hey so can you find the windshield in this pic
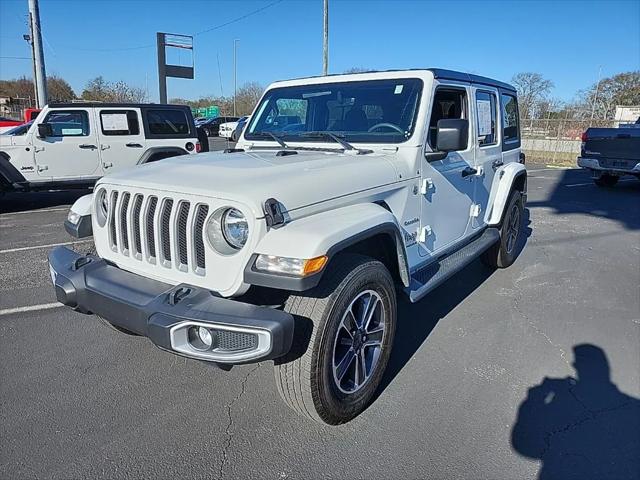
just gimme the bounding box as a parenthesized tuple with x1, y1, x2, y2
(245, 78, 422, 144)
(1, 121, 32, 136)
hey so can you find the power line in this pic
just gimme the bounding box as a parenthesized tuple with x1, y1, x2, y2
(0, 56, 31, 60)
(194, 0, 284, 36)
(54, 0, 285, 53)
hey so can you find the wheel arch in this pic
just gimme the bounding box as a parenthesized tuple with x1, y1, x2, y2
(137, 146, 189, 164)
(244, 203, 410, 291)
(485, 162, 527, 226)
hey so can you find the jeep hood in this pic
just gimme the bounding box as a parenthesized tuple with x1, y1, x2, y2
(98, 149, 399, 218)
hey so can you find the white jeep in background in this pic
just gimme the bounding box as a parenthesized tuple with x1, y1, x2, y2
(0, 103, 199, 194)
(49, 69, 527, 424)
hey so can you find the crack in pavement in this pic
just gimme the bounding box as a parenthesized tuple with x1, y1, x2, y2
(218, 363, 261, 479)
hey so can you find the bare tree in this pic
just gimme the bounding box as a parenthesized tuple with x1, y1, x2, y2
(511, 72, 554, 119)
(579, 71, 640, 119)
(344, 67, 371, 74)
(233, 82, 263, 116)
(81, 77, 146, 103)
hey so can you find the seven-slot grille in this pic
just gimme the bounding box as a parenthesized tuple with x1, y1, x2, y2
(107, 190, 209, 274)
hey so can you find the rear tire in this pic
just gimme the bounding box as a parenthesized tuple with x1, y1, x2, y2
(274, 254, 396, 425)
(594, 174, 618, 187)
(482, 190, 524, 268)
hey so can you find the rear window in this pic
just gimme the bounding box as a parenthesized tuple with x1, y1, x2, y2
(501, 94, 519, 142)
(146, 109, 190, 136)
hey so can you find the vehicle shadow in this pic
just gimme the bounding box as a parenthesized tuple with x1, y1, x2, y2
(376, 208, 533, 397)
(527, 169, 640, 230)
(511, 344, 640, 480)
(0, 189, 91, 214)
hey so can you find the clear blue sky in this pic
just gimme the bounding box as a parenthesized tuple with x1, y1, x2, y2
(1, 0, 639, 103)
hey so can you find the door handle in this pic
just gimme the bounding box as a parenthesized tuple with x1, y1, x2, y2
(100, 144, 110, 151)
(492, 159, 504, 171)
(38, 165, 48, 172)
(103, 162, 113, 168)
(125, 143, 143, 148)
(461, 166, 478, 178)
(79, 144, 97, 149)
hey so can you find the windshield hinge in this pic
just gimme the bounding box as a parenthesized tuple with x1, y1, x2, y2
(264, 198, 286, 228)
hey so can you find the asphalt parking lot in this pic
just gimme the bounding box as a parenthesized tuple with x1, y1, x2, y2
(1, 164, 639, 479)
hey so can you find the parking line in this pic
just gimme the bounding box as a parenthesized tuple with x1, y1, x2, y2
(0, 207, 70, 217)
(0, 240, 92, 254)
(565, 178, 636, 188)
(0, 302, 62, 316)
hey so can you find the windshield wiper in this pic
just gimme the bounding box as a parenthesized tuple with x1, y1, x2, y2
(252, 131, 289, 149)
(298, 131, 372, 154)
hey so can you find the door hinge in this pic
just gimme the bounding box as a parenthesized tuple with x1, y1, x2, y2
(420, 178, 434, 194)
(419, 225, 433, 243)
(470, 204, 481, 218)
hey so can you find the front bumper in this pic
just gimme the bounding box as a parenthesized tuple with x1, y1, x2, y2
(48, 246, 294, 364)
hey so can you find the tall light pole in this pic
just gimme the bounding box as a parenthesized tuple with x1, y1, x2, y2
(28, 0, 47, 107)
(323, 0, 328, 75)
(233, 39, 239, 116)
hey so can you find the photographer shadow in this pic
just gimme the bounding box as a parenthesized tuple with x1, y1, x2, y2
(511, 344, 640, 480)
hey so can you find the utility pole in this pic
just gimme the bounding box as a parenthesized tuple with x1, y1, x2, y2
(23, 28, 38, 106)
(323, 0, 328, 75)
(233, 39, 239, 116)
(28, 0, 47, 108)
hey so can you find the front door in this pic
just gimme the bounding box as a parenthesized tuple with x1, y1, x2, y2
(33, 109, 100, 180)
(471, 86, 501, 229)
(419, 85, 476, 257)
(96, 108, 146, 174)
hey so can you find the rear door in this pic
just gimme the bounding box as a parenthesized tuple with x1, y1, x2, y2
(471, 86, 501, 229)
(33, 108, 100, 180)
(96, 108, 146, 174)
(142, 107, 196, 152)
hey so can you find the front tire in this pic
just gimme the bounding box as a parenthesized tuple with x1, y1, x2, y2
(482, 190, 524, 268)
(594, 174, 618, 187)
(274, 254, 396, 425)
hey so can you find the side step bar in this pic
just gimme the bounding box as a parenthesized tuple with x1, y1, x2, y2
(406, 228, 500, 303)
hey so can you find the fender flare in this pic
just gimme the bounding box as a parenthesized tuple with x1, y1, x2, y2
(244, 203, 410, 291)
(485, 162, 527, 226)
(137, 147, 188, 164)
(64, 193, 93, 238)
(0, 151, 27, 191)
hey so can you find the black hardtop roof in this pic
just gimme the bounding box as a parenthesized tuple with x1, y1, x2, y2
(279, 68, 517, 93)
(47, 102, 191, 109)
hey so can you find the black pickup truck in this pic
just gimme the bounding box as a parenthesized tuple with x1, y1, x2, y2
(577, 117, 640, 187)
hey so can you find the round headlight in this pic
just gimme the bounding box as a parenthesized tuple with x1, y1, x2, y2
(206, 207, 249, 254)
(222, 208, 248, 249)
(95, 189, 108, 227)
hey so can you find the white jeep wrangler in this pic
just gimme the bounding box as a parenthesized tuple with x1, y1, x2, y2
(0, 103, 199, 194)
(49, 69, 527, 425)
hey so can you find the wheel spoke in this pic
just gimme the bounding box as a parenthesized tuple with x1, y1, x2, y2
(342, 310, 358, 334)
(358, 349, 368, 383)
(335, 349, 355, 381)
(362, 293, 379, 331)
(364, 326, 383, 346)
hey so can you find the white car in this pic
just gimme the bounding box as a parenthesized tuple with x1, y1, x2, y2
(50, 69, 526, 425)
(0, 103, 199, 193)
(219, 116, 249, 139)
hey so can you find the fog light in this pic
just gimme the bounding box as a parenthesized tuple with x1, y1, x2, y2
(198, 327, 212, 347)
(188, 326, 216, 351)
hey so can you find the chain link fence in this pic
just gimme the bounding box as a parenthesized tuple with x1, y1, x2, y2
(521, 118, 617, 165)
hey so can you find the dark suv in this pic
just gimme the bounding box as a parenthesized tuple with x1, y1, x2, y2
(200, 116, 240, 137)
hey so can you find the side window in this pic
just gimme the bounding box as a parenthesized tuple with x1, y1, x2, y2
(146, 109, 190, 136)
(501, 93, 520, 143)
(475, 91, 497, 146)
(43, 110, 90, 137)
(427, 88, 467, 148)
(100, 110, 140, 136)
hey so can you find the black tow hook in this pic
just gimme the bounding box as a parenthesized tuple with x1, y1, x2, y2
(72, 256, 92, 271)
(168, 286, 192, 306)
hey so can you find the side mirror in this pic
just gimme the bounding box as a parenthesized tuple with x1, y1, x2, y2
(37, 123, 53, 139)
(435, 119, 468, 152)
